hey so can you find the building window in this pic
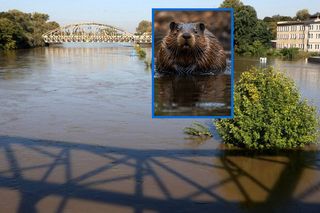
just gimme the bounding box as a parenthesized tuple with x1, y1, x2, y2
(310, 25, 314, 30)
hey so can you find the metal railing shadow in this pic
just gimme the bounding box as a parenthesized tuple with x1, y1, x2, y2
(0, 136, 319, 213)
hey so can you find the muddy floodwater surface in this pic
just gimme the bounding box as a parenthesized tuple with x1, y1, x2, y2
(0, 45, 320, 213)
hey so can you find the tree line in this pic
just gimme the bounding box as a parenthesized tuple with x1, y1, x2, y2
(0, 10, 59, 50)
(220, 0, 317, 56)
(1, 4, 315, 55)
(135, 20, 151, 35)
(0, 9, 151, 50)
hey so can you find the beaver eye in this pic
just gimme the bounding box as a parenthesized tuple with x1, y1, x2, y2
(194, 30, 198, 34)
(176, 28, 180, 32)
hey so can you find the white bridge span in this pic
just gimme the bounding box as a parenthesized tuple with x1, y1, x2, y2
(42, 22, 151, 44)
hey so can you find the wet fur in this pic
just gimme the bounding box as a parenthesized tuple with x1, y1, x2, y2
(156, 22, 226, 75)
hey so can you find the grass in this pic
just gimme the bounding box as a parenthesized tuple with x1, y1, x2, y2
(184, 122, 212, 137)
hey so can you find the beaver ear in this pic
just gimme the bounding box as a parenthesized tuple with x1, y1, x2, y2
(199, 23, 205, 32)
(169, 22, 177, 31)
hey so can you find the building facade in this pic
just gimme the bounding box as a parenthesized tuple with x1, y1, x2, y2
(276, 16, 320, 52)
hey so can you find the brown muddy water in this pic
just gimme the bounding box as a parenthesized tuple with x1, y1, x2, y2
(0, 45, 319, 213)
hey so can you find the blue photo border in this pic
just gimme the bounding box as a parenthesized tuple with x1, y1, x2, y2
(151, 8, 234, 119)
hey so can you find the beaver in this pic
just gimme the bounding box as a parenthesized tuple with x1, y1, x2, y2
(156, 22, 226, 74)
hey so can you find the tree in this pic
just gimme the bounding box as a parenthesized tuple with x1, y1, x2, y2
(252, 20, 272, 45)
(233, 5, 258, 53)
(136, 20, 151, 34)
(0, 10, 59, 50)
(220, 1, 272, 55)
(220, 0, 243, 11)
(31, 12, 49, 22)
(263, 15, 294, 39)
(263, 15, 293, 22)
(296, 9, 310, 21)
(0, 18, 26, 50)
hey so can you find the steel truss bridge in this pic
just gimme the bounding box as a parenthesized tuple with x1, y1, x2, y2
(42, 22, 151, 44)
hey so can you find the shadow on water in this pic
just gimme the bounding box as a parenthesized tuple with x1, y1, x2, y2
(154, 74, 231, 116)
(0, 136, 320, 213)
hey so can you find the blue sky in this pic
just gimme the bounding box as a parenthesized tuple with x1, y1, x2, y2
(1, 0, 319, 32)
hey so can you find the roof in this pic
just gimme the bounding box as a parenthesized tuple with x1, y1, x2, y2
(277, 17, 320, 26)
(277, 21, 304, 26)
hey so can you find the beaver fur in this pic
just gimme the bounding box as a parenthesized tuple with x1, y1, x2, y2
(156, 22, 226, 74)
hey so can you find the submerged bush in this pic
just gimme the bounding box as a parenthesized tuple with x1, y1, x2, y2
(134, 45, 146, 59)
(144, 59, 151, 70)
(216, 67, 319, 149)
(280, 47, 300, 60)
(184, 122, 212, 137)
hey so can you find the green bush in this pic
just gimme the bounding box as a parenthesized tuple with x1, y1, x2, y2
(216, 67, 319, 149)
(280, 47, 300, 60)
(184, 122, 212, 137)
(266, 48, 282, 57)
(134, 45, 146, 59)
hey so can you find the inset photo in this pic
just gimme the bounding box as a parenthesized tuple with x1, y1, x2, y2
(152, 8, 234, 118)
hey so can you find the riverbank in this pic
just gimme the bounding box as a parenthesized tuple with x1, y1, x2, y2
(237, 46, 320, 61)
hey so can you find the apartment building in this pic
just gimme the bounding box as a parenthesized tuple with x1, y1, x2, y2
(276, 15, 320, 52)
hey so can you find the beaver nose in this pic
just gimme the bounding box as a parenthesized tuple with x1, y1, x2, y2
(182, 33, 191, 40)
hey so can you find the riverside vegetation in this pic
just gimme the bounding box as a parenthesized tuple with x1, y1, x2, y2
(186, 67, 319, 149)
(184, 1, 320, 149)
(0, 11, 152, 51)
(0, 10, 59, 50)
(220, 0, 320, 59)
(134, 44, 151, 69)
(134, 20, 152, 69)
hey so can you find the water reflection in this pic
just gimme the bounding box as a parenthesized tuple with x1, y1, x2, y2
(0, 44, 141, 81)
(154, 74, 231, 116)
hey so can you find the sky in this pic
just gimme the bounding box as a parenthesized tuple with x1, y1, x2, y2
(1, 0, 319, 33)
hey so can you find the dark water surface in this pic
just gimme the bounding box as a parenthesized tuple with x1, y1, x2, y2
(0, 46, 319, 213)
(154, 74, 231, 116)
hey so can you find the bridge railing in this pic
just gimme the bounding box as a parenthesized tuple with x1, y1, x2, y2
(42, 23, 151, 44)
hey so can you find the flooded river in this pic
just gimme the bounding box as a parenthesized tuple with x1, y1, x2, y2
(0, 45, 319, 213)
